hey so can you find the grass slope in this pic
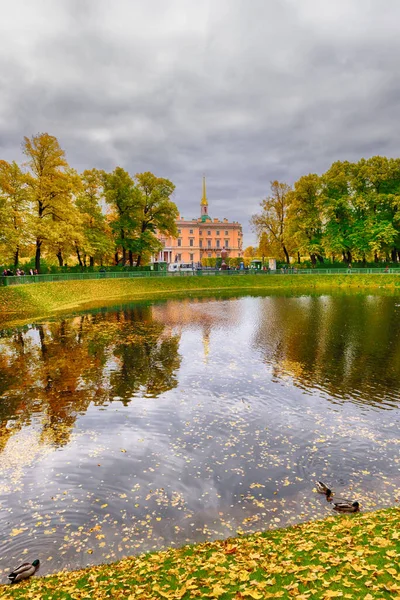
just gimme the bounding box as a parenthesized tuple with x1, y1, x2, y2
(2, 507, 399, 599)
(1, 273, 400, 324)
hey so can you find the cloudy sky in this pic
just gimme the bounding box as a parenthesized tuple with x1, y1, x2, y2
(1, 0, 400, 244)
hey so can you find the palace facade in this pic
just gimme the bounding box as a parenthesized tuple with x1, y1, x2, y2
(155, 178, 243, 264)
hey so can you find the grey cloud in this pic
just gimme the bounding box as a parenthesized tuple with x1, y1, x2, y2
(1, 0, 400, 243)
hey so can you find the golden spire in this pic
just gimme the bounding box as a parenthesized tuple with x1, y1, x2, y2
(201, 175, 208, 206)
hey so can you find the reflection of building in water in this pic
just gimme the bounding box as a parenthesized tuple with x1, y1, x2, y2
(202, 325, 211, 364)
(152, 297, 241, 363)
(152, 297, 240, 328)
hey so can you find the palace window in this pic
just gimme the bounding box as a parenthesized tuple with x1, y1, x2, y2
(225, 230, 228, 235)
(207, 240, 211, 248)
(189, 238, 194, 247)
(199, 230, 202, 235)
(189, 253, 194, 261)
(208, 253, 212, 257)
(199, 240, 203, 248)
(178, 239, 182, 247)
(207, 230, 211, 235)
(178, 229, 181, 234)
(216, 230, 220, 235)
(225, 240, 229, 248)
(189, 229, 193, 234)
(216, 239, 220, 248)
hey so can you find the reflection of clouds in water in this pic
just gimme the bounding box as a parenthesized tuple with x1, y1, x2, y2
(0, 426, 53, 492)
(0, 295, 399, 576)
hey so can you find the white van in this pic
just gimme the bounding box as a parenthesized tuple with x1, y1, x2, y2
(168, 262, 194, 273)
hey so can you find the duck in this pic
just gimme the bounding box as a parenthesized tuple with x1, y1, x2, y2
(316, 481, 332, 497)
(8, 560, 40, 583)
(332, 500, 360, 513)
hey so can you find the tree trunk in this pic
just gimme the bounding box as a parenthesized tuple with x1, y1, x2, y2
(115, 251, 119, 265)
(56, 250, 64, 267)
(129, 250, 133, 266)
(391, 248, 397, 262)
(35, 239, 42, 273)
(362, 253, 366, 266)
(83, 254, 87, 268)
(76, 245, 83, 267)
(310, 253, 316, 266)
(317, 254, 324, 264)
(14, 246, 19, 268)
(297, 251, 301, 264)
(342, 251, 346, 263)
(346, 251, 352, 264)
(282, 245, 289, 264)
(374, 252, 379, 263)
(89, 256, 94, 267)
(120, 228, 126, 265)
(136, 254, 142, 267)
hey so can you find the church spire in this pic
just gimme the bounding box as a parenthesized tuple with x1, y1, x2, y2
(201, 175, 208, 217)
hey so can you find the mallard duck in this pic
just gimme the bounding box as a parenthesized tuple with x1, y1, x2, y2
(316, 481, 332, 497)
(333, 500, 360, 513)
(8, 560, 40, 583)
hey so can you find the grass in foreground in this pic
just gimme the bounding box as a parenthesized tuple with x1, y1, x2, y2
(1, 273, 400, 326)
(2, 507, 399, 599)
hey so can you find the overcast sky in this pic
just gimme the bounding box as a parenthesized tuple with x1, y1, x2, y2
(1, 0, 400, 245)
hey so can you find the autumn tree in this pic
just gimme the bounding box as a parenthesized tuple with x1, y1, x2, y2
(23, 133, 81, 272)
(76, 169, 113, 266)
(132, 172, 178, 267)
(251, 181, 292, 263)
(0, 160, 32, 266)
(243, 246, 257, 258)
(287, 174, 324, 265)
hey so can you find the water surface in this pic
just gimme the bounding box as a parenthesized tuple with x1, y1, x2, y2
(0, 293, 399, 578)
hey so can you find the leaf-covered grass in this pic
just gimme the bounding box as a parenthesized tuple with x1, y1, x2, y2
(1, 273, 400, 325)
(1, 507, 399, 599)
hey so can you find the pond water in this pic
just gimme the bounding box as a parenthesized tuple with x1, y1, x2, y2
(0, 293, 399, 578)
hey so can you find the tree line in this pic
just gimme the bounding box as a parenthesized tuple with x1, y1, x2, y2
(0, 133, 178, 271)
(252, 157, 400, 265)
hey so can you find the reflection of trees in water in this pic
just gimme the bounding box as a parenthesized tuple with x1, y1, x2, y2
(0, 307, 181, 452)
(253, 295, 400, 407)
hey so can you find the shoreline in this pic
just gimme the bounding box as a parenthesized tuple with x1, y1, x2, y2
(1, 273, 400, 328)
(2, 506, 399, 598)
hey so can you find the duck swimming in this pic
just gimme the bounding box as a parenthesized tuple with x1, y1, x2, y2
(332, 500, 360, 513)
(316, 481, 332, 497)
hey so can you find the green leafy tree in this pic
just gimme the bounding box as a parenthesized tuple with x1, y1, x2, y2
(319, 161, 354, 263)
(132, 172, 178, 267)
(102, 167, 138, 266)
(76, 169, 113, 266)
(348, 157, 400, 262)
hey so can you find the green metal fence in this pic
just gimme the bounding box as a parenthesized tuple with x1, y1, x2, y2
(1, 267, 400, 287)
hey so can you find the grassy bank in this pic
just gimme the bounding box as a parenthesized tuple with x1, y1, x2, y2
(1, 273, 400, 325)
(2, 507, 399, 599)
